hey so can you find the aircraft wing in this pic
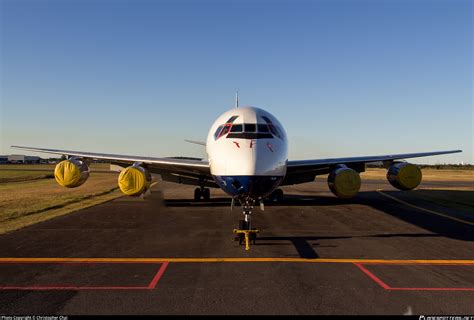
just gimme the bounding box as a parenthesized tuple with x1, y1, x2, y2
(283, 150, 462, 186)
(11, 145, 218, 188)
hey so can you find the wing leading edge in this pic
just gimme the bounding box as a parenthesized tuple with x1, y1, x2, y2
(11, 145, 217, 188)
(283, 150, 462, 185)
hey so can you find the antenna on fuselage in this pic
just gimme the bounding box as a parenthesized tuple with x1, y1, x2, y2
(235, 91, 239, 108)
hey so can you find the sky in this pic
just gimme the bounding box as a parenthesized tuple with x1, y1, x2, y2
(1, 0, 472, 164)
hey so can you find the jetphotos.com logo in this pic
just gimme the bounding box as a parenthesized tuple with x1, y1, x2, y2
(420, 316, 474, 320)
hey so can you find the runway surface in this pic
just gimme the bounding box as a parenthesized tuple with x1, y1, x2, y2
(0, 177, 473, 315)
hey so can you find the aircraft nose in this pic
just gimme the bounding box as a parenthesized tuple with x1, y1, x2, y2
(252, 140, 286, 176)
(214, 175, 283, 199)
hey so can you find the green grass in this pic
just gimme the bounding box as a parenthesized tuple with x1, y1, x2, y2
(361, 168, 474, 182)
(0, 163, 113, 183)
(0, 170, 123, 234)
(0, 171, 54, 183)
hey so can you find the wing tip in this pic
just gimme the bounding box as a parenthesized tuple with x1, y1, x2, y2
(11, 145, 26, 150)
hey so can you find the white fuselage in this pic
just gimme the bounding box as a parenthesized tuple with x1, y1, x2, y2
(205, 106, 288, 199)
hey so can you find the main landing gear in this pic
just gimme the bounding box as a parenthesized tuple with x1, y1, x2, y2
(194, 187, 210, 201)
(268, 189, 284, 202)
(233, 199, 260, 251)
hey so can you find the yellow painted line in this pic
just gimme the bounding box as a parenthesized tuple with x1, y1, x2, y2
(376, 190, 474, 226)
(0, 258, 473, 264)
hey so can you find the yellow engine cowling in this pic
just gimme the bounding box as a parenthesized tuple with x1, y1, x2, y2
(118, 165, 152, 196)
(327, 166, 361, 199)
(54, 159, 90, 188)
(387, 162, 422, 190)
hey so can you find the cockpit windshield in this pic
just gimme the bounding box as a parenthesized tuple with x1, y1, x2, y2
(214, 115, 283, 140)
(257, 124, 269, 133)
(244, 124, 256, 132)
(230, 124, 243, 132)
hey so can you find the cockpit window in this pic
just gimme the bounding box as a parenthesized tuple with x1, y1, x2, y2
(261, 116, 273, 124)
(226, 123, 273, 139)
(268, 124, 282, 139)
(214, 125, 224, 139)
(226, 116, 239, 123)
(230, 124, 243, 132)
(220, 125, 231, 136)
(261, 116, 282, 139)
(216, 121, 278, 140)
(244, 123, 256, 132)
(214, 116, 240, 140)
(257, 124, 269, 133)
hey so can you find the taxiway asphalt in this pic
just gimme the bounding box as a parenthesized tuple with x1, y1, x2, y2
(0, 178, 473, 314)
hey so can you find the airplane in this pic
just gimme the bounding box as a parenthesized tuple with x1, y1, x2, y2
(12, 104, 461, 250)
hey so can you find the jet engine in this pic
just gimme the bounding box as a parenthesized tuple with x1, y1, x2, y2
(54, 158, 90, 188)
(387, 162, 422, 190)
(117, 165, 152, 196)
(327, 166, 361, 199)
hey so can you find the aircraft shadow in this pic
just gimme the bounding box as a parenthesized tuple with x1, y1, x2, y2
(164, 189, 474, 244)
(278, 190, 474, 242)
(357, 189, 474, 242)
(255, 233, 444, 259)
(164, 197, 232, 207)
(164, 195, 350, 207)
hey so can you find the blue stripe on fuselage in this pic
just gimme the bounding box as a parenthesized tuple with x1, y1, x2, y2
(212, 175, 283, 199)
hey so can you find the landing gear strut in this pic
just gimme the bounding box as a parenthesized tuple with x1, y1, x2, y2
(233, 199, 260, 251)
(194, 187, 210, 201)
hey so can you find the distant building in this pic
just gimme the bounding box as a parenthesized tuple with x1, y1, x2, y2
(7, 154, 42, 164)
(0, 155, 63, 164)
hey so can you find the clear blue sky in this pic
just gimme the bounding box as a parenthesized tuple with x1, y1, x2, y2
(1, 0, 472, 164)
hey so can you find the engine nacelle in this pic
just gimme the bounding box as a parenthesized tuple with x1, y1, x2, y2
(327, 166, 361, 199)
(117, 165, 152, 196)
(54, 159, 90, 188)
(387, 162, 422, 190)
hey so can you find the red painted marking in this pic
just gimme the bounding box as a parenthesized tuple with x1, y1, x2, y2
(354, 263, 474, 291)
(0, 262, 169, 291)
(361, 262, 474, 266)
(233, 141, 240, 148)
(147, 262, 169, 289)
(0, 286, 149, 290)
(266, 142, 273, 152)
(389, 287, 474, 291)
(353, 263, 390, 289)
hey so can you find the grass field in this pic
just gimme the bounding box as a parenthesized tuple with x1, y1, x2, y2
(0, 163, 113, 183)
(361, 168, 474, 182)
(0, 164, 123, 234)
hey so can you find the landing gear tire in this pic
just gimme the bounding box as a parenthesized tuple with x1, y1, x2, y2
(269, 189, 284, 202)
(194, 188, 201, 201)
(202, 188, 210, 201)
(275, 189, 284, 202)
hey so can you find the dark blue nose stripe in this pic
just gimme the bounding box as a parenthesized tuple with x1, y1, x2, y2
(212, 175, 283, 199)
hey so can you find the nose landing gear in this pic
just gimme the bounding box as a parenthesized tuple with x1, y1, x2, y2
(233, 199, 260, 251)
